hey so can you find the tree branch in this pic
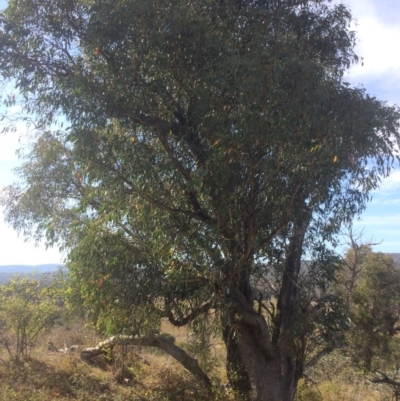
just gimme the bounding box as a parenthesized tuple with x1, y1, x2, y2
(80, 334, 212, 389)
(227, 289, 275, 358)
(254, 180, 305, 253)
(167, 302, 212, 327)
(304, 342, 342, 370)
(111, 166, 216, 225)
(370, 370, 400, 386)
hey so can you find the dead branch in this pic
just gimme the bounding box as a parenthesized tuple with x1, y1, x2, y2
(80, 334, 211, 389)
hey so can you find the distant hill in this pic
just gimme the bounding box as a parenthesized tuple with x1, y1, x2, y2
(0, 254, 399, 285)
(0, 264, 61, 273)
(0, 264, 63, 284)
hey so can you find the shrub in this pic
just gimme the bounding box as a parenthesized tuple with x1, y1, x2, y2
(0, 274, 63, 359)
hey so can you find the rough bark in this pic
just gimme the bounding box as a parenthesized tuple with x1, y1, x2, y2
(237, 322, 283, 401)
(223, 317, 252, 398)
(224, 313, 298, 401)
(80, 334, 212, 389)
(223, 218, 309, 401)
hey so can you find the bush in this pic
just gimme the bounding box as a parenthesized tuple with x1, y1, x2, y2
(0, 274, 63, 359)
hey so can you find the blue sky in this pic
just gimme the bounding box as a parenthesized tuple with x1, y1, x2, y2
(0, 0, 399, 265)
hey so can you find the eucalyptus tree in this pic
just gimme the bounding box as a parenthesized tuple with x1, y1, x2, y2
(0, 1, 399, 400)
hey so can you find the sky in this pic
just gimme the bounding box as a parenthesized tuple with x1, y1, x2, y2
(0, 0, 399, 265)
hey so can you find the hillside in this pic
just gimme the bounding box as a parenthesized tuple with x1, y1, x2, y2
(0, 264, 62, 283)
(0, 317, 390, 401)
(1, 254, 399, 284)
(0, 264, 61, 273)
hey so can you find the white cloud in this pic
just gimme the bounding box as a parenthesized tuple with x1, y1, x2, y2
(348, 17, 400, 80)
(372, 170, 400, 195)
(334, 0, 400, 105)
(354, 214, 400, 227)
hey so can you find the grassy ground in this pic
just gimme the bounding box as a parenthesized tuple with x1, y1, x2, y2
(298, 350, 393, 401)
(0, 320, 394, 400)
(0, 320, 232, 401)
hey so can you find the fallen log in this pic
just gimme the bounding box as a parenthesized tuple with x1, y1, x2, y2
(80, 334, 212, 389)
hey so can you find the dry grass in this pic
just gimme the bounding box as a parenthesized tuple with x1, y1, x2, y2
(297, 378, 390, 401)
(0, 319, 234, 401)
(0, 319, 395, 400)
(298, 350, 393, 401)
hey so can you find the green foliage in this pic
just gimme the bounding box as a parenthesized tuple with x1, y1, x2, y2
(0, 0, 399, 397)
(0, 275, 63, 359)
(346, 252, 400, 372)
(299, 242, 400, 398)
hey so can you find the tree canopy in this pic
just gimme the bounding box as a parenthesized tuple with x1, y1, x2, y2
(0, 1, 399, 400)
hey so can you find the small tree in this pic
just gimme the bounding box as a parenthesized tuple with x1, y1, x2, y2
(325, 247, 400, 400)
(346, 252, 400, 372)
(0, 274, 63, 359)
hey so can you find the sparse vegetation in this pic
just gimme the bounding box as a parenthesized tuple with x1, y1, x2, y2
(0, 314, 236, 401)
(0, 262, 398, 401)
(0, 311, 398, 401)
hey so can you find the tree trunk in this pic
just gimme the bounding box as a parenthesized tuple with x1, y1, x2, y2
(223, 316, 252, 398)
(223, 317, 301, 401)
(223, 217, 308, 401)
(237, 322, 298, 401)
(224, 289, 300, 400)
